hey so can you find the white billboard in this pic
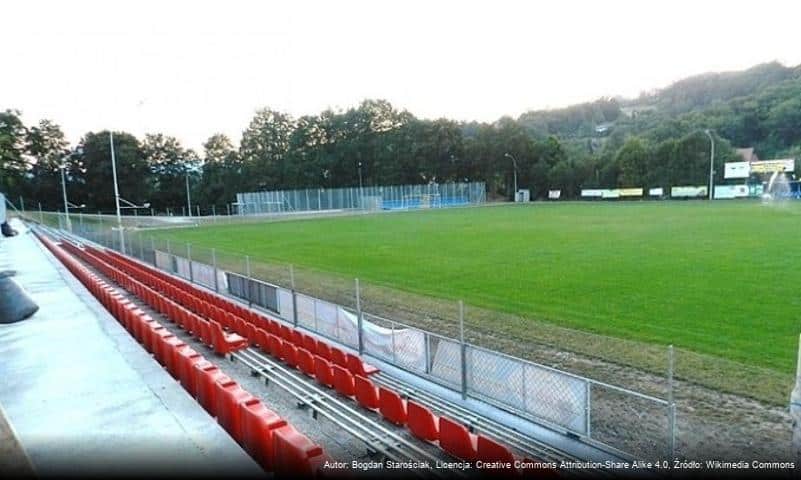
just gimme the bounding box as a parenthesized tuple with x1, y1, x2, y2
(724, 162, 750, 179)
(581, 189, 603, 198)
(601, 189, 620, 199)
(714, 185, 749, 199)
(671, 186, 708, 198)
(548, 190, 561, 199)
(649, 187, 664, 196)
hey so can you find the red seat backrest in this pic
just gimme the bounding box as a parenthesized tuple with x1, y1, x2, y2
(378, 387, 407, 426)
(407, 400, 439, 442)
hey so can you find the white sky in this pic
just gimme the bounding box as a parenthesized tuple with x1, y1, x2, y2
(3, 0, 801, 151)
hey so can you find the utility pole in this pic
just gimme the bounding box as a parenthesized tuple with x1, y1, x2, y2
(705, 130, 715, 200)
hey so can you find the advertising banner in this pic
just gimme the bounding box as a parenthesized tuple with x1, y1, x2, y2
(649, 188, 664, 196)
(548, 190, 561, 199)
(671, 186, 707, 198)
(750, 159, 795, 174)
(581, 189, 603, 198)
(724, 162, 751, 179)
(714, 185, 749, 199)
(601, 189, 620, 199)
(619, 188, 643, 197)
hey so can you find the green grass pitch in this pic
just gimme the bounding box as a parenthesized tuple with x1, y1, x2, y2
(154, 201, 801, 373)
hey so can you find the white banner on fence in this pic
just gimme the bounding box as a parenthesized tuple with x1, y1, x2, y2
(649, 187, 664, 196)
(714, 185, 749, 199)
(548, 190, 561, 199)
(671, 186, 707, 198)
(466, 347, 588, 434)
(581, 189, 604, 198)
(524, 363, 588, 433)
(601, 189, 620, 199)
(155, 250, 171, 271)
(618, 188, 643, 197)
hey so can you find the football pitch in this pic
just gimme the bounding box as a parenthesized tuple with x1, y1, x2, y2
(152, 201, 801, 374)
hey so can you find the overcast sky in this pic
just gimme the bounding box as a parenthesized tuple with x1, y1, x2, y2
(3, 0, 801, 151)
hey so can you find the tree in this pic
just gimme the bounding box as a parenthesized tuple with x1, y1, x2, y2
(76, 131, 149, 212)
(26, 119, 68, 209)
(0, 109, 29, 197)
(616, 138, 649, 187)
(240, 109, 295, 191)
(142, 133, 198, 210)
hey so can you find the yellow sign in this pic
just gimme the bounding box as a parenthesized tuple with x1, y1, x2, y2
(750, 159, 794, 173)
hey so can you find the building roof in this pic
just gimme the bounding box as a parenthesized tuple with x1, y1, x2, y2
(735, 148, 759, 163)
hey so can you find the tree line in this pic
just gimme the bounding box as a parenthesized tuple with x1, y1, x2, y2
(2, 62, 799, 212)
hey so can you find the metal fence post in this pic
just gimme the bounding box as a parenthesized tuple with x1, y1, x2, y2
(459, 300, 467, 400)
(291, 265, 298, 327)
(187, 243, 193, 283)
(668, 345, 676, 460)
(424, 333, 431, 374)
(139, 232, 144, 260)
(245, 255, 252, 308)
(150, 236, 156, 265)
(38, 203, 43, 224)
(356, 278, 364, 354)
(212, 248, 219, 292)
(586, 380, 592, 438)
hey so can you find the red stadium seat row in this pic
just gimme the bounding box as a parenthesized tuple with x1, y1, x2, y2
(92, 246, 379, 378)
(36, 234, 331, 477)
(80, 241, 556, 477)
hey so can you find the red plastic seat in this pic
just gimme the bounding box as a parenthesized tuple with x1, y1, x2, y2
(194, 361, 228, 415)
(268, 334, 284, 360)
(346, 352, 379, 376)
(313, 356, 334, 388)
(354, 375, 380, 410)
(254, 328, 269, 354)
(161, 337, 187, 377)
(176, 347, 204, 396)
(240, 399, 287, 471)
(407, 400, 440, 442)
(302, 334, 318, 355)
(272, 425, 327, 477)
(209, 320, 248, 355)
(330, 347, 348, 369)
(296, 348, 316, 377)
(279, 325, 293, 342)
(476, 435, 516, 473)
(316, 342, 332, 362)
(150, 327, 175, 366)
(290, 329, 304, 347)
(245, 322, 258, 344)
(282, 342, 298, 368)
(378, 387, 407, 426)
(215, 379, 255, 443)
(439, 417, 478, 461)
(331, 364, 355, 397)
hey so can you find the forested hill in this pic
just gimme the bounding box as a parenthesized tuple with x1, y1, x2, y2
(517, 61, 801, 159)
(2, 62, 800, 210)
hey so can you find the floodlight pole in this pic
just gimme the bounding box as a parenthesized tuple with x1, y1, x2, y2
(185, 170, 192, 218)
(60, 164, 72, 233)
(505, 153, 518, 201)
(705, 130, 715, 200)
(110, 132, 125, 253)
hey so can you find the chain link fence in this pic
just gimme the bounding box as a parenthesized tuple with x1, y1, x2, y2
(235, 181, 486, 214)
